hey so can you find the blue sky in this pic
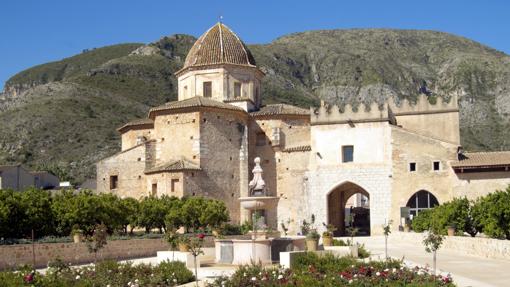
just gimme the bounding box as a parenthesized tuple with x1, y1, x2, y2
(1, 0, 509, 90)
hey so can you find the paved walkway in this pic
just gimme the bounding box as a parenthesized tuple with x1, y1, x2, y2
(350, 236, 510, 287)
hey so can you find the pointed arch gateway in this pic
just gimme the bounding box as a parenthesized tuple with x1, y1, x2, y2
(327, 181, 370, 236)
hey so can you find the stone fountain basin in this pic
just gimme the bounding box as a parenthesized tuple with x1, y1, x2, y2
(239, 196, 278, 210)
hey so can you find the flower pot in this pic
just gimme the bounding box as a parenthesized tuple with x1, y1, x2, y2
(322, 235, 333, 246)
(404, 225, 411, 232)
(178, 242, 190, 252)
(306, 239, 318, 251)
(73, 233, 82, 243)
(212, 230, 220, 238)
(447, 226, 456, 236)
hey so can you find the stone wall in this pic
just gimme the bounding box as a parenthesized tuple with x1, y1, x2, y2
(0, 239, 168, 270)
(390, 127, 459, 228)
(391, 232, 510, 260)
(96, 144, 147, 198)
(121, 128, 153, 151)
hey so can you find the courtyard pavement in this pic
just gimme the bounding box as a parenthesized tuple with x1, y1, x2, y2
(350, 235, 510, 287)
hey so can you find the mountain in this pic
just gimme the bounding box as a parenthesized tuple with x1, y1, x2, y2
(1, 29, 509, 183)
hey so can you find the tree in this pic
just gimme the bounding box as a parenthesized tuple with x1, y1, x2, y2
(138, 196, 168, 233)
(165, 199, 183, 232)
(19, 188, 56, 238)
(85, 223, 108, 265)
(121, 198, 140, 235)
(200, 199, 229, 231)
(431, 197, 476, 236)
(189, 233, 205, 287)
(423, 229, 444, 275)
(382, 220, 392, 260)
(181, 197, 207, 232)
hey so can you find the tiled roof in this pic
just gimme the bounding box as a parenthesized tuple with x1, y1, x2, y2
(251, 104, 310, 117)
(451, 151, 510, 169)
(149, 96, 246, 117)
(282, 145, 312, 153)
(145, 159, 201, 174)
(117, 118, 154, 132)
(182, 23, 256, 70)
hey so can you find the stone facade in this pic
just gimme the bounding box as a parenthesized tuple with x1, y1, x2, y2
(0, 165, 59, 191)
(96, 23, 510, 236)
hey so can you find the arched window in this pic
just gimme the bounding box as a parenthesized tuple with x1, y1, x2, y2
(406, 190, 439, 216)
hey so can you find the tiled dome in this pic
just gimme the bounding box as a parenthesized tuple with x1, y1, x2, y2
(182, 23, 256, 69)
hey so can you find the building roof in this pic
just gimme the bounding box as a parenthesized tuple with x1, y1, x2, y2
(180, 23, 256, 72)
(145, 158, 201, 174)
(149, 96, 246, 118)
(117, 118, 154, 133)
(251, 104, 310, 117)
(451, 151, 510, 169)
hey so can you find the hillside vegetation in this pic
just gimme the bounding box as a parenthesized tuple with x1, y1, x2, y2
(1, 30, 509, 183)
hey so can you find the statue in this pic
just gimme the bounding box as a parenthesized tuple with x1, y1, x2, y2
(248, 157, 266, 196)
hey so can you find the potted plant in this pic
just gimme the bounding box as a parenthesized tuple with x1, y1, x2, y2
(178, 235, 190, 252)
(71, 225, 83, 243)
(447, 224, 456, 236)
(322, 223, 336, 246)
(306, 229, 320, 251)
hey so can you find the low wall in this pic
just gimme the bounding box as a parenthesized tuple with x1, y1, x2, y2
(391, 232, 510, 260)
(0, 238, 168, 270)
(0, 235, 249, 270)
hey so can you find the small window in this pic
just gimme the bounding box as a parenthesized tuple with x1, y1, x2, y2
(409, 162, 417, 172)
(110, 175, 118, 190)
(234, 82, 241, 98)
(151, 183, 157, 197)
(203, 81, 212, 98)
(171, 179, 179, 192)
(183, 85, 188, 96)
(342, 146, 354, 163)
(256, 132, 266, 146)
(433, 161, 440, 171)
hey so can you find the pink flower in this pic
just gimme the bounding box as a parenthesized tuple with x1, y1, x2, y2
(197, 233, 205, 240)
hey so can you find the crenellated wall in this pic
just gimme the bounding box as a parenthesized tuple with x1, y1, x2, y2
(311, 94, 459, 144)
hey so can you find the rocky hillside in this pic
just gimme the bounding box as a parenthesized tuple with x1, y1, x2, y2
(1, 29, 509, 183)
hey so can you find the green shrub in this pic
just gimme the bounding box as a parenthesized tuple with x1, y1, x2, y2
(430, 197, 478, 236)
(332, 238, 348, 246)
(411, 209, 433, 232)
(209, 253, 453, 287)
(358, 243, 370, 259)
(472, 187, 510, 239)
(0, 260, 194, 286)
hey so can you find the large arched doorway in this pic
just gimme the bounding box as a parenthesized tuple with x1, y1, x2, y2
(327, 182, 370, 236)
(406, 190, 439, 217)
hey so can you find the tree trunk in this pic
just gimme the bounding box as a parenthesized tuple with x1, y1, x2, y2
(433, 251, 436, 275)
(385, 235, 388, 259)
(194, 256, 199, 287)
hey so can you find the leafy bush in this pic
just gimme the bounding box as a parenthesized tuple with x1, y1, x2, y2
(472, 187, 510, 239)
(430, 197, 478, 236)
(0, 260, 194, 286)
(411, 209, 433, 232)
(358, 243, 370, 259)
(209, 253, 453, 286)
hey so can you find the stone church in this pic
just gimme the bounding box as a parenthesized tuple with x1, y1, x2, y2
(97, 23, 510, 235)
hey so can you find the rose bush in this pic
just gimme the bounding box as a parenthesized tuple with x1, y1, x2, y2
(0, 260, 194, 287)
(209, 253, 454, 287)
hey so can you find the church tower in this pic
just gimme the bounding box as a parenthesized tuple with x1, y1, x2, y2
(175, 23, 264, 112)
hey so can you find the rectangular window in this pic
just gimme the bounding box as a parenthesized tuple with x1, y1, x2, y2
(433, 161, 440, 171)
(342, 145, 354, 162)
(256, 132, 266, 146)
(151, 183, 157, 197)
(409, 162, 417, 172)
(109, 175, 118, 190)
(203, 81, 212, 98)
(171, 179, 179, 192)
(234, 82, 241, 98)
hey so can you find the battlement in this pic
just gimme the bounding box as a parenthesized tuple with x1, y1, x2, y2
(311, 94, 458, 125)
